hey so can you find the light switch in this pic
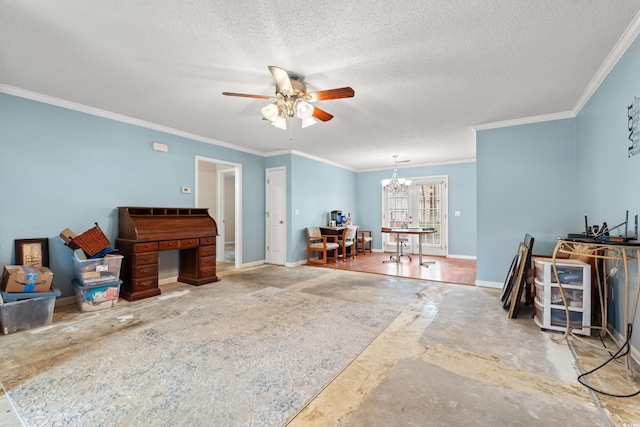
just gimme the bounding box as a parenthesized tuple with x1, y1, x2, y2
(454, 211, 461, 216)
(181, 186, 191, 194)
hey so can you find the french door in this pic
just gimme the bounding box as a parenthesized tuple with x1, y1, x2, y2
(382, 175, 448, 256)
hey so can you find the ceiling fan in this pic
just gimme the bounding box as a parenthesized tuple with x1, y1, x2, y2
(222, 66, 355, 130)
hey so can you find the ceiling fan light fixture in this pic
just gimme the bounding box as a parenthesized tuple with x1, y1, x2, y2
(271, 116, 287, 130)
(223, 66, 355, 133)
(261, 103, 280, 122)
(301, 117, 317, 128)
(294, 99, 314, 119)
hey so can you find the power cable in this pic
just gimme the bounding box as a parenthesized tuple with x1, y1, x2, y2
(577, 323, 640, 398)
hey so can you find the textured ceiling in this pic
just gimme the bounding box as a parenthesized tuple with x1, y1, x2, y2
(2, 1, 640, 170)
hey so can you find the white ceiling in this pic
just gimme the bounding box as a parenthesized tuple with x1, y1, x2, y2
(2, 1, 640, 171)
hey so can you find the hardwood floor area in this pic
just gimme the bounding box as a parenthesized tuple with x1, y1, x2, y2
(315, 251, 477, 286)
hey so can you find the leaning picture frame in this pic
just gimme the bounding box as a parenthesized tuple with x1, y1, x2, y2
(15, 238, 50, 267)
(507, 242, 530, 319)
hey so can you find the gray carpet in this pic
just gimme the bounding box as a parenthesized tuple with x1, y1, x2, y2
(0, 286, 398, 426)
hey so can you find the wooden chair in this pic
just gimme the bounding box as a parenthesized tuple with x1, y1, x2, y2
(338, 225, 359, 261)
(306, 227, 339, 264)
(357, 230, 373, 255)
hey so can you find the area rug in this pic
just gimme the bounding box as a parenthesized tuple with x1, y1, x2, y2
(1, 287, 398, 426)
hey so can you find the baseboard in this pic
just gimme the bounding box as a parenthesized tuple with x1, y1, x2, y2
(159, 276, 179, 286)
(55, 296, 76, 307)
(286, 260, 307, 267)
(241, 260, 266, 269)
(448, 254, 477, 260)
(476, 280, 502, 289)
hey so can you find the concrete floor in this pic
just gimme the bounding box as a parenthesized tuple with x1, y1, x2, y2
(1, 264, 639, 426)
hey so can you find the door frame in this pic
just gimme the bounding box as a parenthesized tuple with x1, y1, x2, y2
(195, 155, 242, 268)
(381, 174, 448, 257)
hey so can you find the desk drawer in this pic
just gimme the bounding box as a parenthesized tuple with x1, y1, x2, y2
(200, 265, 216, 278)
(199, 256, 215, 268)
(134, 251, 158, 265)
(199, 245, 215, 257)
(132, 276, 158, 290)
(134, 264, 158, 277)
(180, 238, 199, 249)
(134, 242, 158, 253)
(159, 240, 180, 251)
(200, 237, 216, 246)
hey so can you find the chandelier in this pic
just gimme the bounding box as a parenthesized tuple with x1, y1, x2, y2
(382, 155, 411, 195)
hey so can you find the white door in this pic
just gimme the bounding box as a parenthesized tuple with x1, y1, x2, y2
(381, 175, 448, 256)
(409, 176, 448, 256)
(381, 190, 410, 253)
(266, 167, 286, 265)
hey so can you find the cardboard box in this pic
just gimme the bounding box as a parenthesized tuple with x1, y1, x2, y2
(59, 228, 77, 245)
(2, 265, 54, 293)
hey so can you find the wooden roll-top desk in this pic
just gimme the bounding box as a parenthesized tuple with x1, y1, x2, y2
(117, 207, 219, 301)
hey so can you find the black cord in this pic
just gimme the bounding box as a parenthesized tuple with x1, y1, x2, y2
(577, 324, 640, 398)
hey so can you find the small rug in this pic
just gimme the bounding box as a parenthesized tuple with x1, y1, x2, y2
(1, 287, 398, 426)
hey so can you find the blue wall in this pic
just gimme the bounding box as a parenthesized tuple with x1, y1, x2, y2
(290, 155, 357, 263)
(0, 93, 266, 298)
(477, 119, 578, 283)
(575, 35, 640, 345)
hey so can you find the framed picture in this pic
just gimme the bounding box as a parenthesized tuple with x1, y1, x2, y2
(15, 238, 49, 267)
(507, 242, 530, 319)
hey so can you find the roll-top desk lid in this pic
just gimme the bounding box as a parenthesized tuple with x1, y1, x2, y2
(118, 207, 219, 241)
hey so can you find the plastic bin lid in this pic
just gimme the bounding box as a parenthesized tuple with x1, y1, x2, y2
(1, 286, 61, 301)
(71, 278, 122, 290)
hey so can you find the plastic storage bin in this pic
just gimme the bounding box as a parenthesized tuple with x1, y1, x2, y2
(0, 287, 61, 335)
(73, 253, 123, 286)
(72, 279, 121, 312)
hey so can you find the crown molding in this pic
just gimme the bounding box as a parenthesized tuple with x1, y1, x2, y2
(473, 111, 575, 131)
(475, 10, 640, 132)
(573, 8, 640, 115)
(359, 158, 476, 173)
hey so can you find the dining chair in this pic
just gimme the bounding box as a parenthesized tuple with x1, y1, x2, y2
(357, 230, 373, 255)
(338, 225, 359, 261)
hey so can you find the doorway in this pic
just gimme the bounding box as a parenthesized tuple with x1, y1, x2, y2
(196, 156, 241, 268)
(382, 175, 448, 257)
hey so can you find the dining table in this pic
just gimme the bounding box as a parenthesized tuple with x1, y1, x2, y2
(380, 227, 436, 267)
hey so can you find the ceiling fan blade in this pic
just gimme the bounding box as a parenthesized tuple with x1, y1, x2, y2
(304, 87, 355, 102)
(222, 92, 272, 99)
(312, 107, 334, 122)
(268, 66, 294, 93)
